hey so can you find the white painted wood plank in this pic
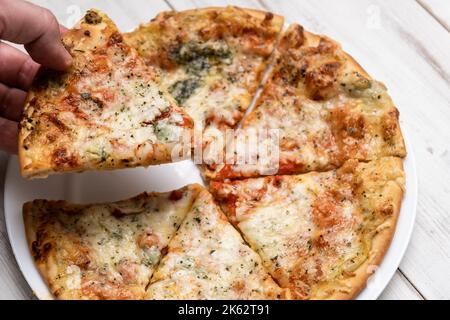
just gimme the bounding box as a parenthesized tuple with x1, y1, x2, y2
(246, 0, 450, 300)
(379, 270, 423, 300)
(0, 152, 34, 299)
(29, 0, 172, 31)
(418, 0, 450, 31)
(6, 0, 172, 51)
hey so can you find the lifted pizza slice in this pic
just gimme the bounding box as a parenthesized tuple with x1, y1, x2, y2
(210, 157, 405, 299)
(19, 10, 193, 179)
(204, 24, 406, 180)
(24, 185, 201, 300)
(125, 6, 283, 137)
(146, 188, 288, 300)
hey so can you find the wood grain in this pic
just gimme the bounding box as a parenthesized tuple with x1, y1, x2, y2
(1, 0, 449, 300)
(28, 0, 172, 31)
(0, 152, 35, 299)
(379, 271, 423, 300)
(418, 0, 450, 31)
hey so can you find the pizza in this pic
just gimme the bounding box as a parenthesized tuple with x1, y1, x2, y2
(124, 7, 283, 140)
(23, 185, 201, 300)
(19, 9, 193, 179)
(20, 6, 408, 301)
(146, 188, 288, 300)
(203, 24, 406, 180)
(210, 157, 405, 299)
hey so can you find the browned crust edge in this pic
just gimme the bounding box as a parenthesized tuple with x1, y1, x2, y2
(151, 6, 284, 27)
(21, 7, 406, 300)
(327, 158, 405, 300)
(18, 9, 192, 180)
(23, 201, 61, 299)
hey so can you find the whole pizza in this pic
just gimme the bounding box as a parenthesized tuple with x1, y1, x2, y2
(20, 7, 406, 300)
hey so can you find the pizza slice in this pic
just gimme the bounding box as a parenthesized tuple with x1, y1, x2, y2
(124, 6, 283, 138)
(203, 24, 406, 180)
(24, 185, 201, 300)
(210, 157, 405, 299)
(19, 9, 193, 179)
(146, 188, 288, 300)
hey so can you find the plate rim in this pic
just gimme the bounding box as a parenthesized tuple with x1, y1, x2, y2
(3, 130, 418, 300)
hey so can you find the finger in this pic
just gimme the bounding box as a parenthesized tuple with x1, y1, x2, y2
(0, 0, 72, 70)
(0, 117, 18, 154)
(60, 24, 68, 35)
(0, 83, 27, 122)
(0, 42, 40, 90)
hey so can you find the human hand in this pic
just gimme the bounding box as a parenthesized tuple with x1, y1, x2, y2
(0, 0, 72, 154)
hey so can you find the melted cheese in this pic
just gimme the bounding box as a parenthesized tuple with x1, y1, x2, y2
(125, 7, 284, 137)
(146, 189, 285, 300)
(210, 157, 405, 299)
(204, 24, 406, 180)
(19, 10, 192, 179)
(236, 172, 362, 288)
(162, 51, 264, 132)
(24, 185, 200, 300)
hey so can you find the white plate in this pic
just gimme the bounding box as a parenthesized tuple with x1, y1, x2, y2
(3, 133, 417, 300)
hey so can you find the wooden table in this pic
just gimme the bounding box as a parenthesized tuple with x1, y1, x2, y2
(1, 0, 449, 300)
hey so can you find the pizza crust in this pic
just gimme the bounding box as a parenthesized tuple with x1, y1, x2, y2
(202, 24, 406, 181)
(157, 6, 284, 24)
